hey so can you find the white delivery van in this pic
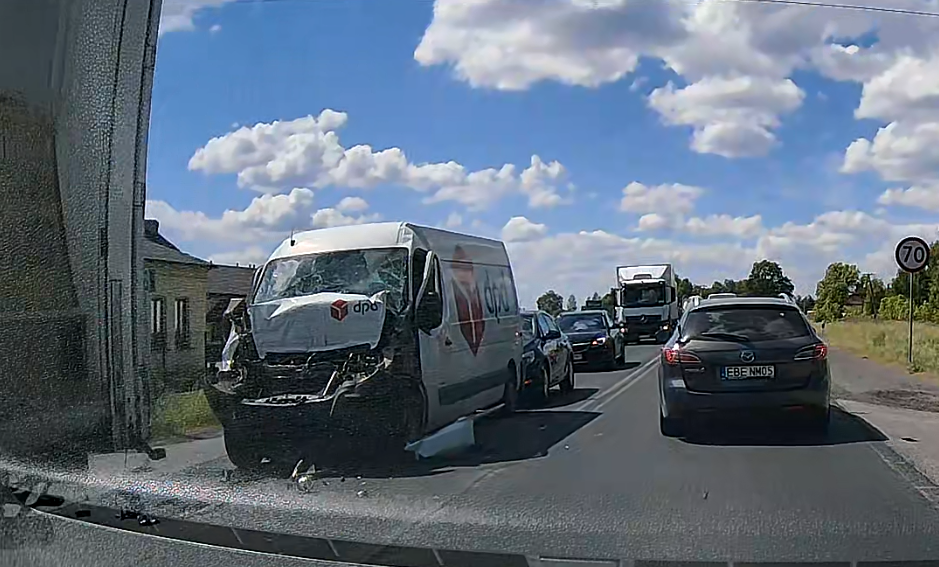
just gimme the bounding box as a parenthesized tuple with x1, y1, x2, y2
(205, 222, 523, 469)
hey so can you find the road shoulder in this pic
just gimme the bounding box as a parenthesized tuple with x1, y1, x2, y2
(831, 348, 939, 493)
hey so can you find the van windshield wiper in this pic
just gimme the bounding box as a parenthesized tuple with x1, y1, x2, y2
(691, 331, 751, 343)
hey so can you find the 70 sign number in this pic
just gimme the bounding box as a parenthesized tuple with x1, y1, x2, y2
(895, 236, 931, 273)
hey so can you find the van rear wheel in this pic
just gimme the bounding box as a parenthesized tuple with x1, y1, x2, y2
(559, 360, 575, 394)
(502, 368, 519, 414)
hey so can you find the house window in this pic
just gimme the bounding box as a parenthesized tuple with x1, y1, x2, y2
(151, 297, 166, 348)
(144, 269, 156, 292)
(175, 298, 191, 349)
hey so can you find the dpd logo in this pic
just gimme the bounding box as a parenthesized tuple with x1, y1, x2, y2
(331, 299, 381, 322)
(331, 299, 349, 321)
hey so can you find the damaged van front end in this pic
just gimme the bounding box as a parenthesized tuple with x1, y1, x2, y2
(203, 247, 427, 467)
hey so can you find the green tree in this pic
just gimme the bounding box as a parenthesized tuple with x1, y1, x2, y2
(590, 292, 601, 301)
(600, 291, 617, 319)
(745, 260, 794, 297)
(795, 295, 816, 312)
(676, 276, 694, 302)
(815, 262, 861, 322)
(859, 273, 887, 318)
(537, 290, 564, 317)
(565, 294, 578, 312)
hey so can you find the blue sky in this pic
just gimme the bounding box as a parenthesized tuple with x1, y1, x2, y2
(147, 0, 939, 306)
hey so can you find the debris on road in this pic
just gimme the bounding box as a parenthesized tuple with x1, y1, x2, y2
(356, 489, 369, 498)
(405, 416, 475, 459)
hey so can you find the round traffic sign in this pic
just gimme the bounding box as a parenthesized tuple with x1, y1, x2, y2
(895, 236, 931, 273)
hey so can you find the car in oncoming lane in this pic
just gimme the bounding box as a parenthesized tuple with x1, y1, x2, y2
(658, 296, 830, 437)
(556, 310, 625, 370)
(520, 310, 575, 404)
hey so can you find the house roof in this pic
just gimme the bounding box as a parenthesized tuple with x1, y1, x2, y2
(207, 264, 256, 296)
(142, 219, 209, 267)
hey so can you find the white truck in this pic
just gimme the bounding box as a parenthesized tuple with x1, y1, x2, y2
(612, 264, 679, 344)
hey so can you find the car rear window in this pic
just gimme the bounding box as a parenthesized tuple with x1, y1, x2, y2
(557, 314, 605, 332)
(682, 306, 811, 342)
(521, 315, 535, 340)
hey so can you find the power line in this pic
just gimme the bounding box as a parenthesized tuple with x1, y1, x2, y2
(230, 0, 939, 19)
(711, 0, 939, 18)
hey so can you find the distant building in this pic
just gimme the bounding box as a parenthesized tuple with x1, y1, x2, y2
(845, 293, 865, 307)
(205, 263, 257, 365)
(142, 219, 210, 394)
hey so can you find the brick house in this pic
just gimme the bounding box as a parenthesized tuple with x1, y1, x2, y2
(142, 219, 210, 394)
(205, 263, 258, 366)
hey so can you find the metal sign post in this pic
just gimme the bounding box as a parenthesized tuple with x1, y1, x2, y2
(895, 236, 931, 365)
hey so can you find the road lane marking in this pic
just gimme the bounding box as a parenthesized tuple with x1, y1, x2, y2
(588, 359, 658, 412)
(573, 355, 659, 412)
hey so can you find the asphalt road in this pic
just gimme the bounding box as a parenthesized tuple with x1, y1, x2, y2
(8, 343, 939, 564)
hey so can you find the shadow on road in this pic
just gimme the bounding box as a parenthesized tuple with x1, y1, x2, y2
(525, 387, 598, 409)
(300, 408, 600, 480)
(679, 407, 888, 447)
(575, 360, 641, 374)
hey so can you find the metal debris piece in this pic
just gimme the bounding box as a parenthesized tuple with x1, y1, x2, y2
(356, 490, 369, 498)
(297, 475, 317, 492)
(405, 417, 475, 459)
(564, 445, 570, 450)
(902, 436, 920, 443)
(702, 491, 709, 500)
(260, 457, 271, 464)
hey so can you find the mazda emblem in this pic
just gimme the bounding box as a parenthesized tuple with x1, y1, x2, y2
(740, 351, 755, 362)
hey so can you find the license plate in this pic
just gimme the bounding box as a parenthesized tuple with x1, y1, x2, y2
(722, 365, 775, 380)
(573, 353, 583, 361)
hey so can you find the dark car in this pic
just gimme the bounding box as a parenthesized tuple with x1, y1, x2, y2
(556, 310, 625, 370)
(521, 310, 575, 404)
(658, 296, 830, 437)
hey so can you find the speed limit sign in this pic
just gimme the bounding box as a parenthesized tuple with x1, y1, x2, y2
(896, 236, 931, 273)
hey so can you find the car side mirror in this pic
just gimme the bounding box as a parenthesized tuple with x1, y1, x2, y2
(544, 329, 562, 340)
(416, 290, 443, 332)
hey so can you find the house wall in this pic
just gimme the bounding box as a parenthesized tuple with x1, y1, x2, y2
(146, 261, 209, 394)
(0, 0, 161, 455)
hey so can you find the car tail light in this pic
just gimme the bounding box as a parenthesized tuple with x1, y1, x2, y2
(663, 347, 701, 365)
(794, 343, 828, 361)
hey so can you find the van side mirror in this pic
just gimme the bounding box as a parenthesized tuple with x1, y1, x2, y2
(414, 251, 437, 312)
(544, 329, 561, 340)
(416, 290, 443, 332)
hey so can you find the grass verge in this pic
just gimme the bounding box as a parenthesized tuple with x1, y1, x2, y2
(819, 319, 939, 376)
(150, 389, 221, 442)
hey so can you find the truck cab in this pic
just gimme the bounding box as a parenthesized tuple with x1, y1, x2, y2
(612, 264, 679, 344)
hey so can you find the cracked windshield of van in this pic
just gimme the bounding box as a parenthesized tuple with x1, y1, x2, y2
(9, 0, 939, 565)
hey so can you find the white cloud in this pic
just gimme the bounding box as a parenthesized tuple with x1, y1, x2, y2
(636, 213, 673, 232)
(506, 208, 939, 307)
(444, 212, 463, 228)
(159, 0, 234, 35)
(502, 216, 548, 242)
(413, 0, 939, 159)
(188, 110, 568, 211)
(208, 247, 270, 268)
(335, 196, 369, 213)
(648, 76, 804, 158)
(619, 182, 703, 214)
(209, 24, 222, 34)
(879, 185, 939, 211)
(311, 208, 381, 229)
(145, 187, 316, 244)
(684, 214, 764, 238)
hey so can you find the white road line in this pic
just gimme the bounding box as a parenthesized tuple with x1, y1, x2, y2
(573, 355, 659, 412)
(590, 359, 658, 412)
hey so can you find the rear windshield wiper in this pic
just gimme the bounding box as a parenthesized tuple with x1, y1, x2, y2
(691, 331, 751, 342)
